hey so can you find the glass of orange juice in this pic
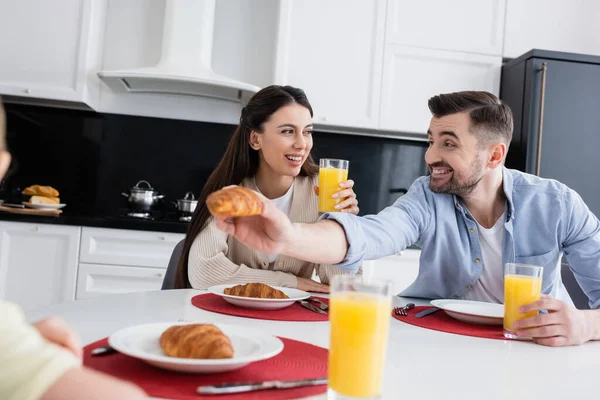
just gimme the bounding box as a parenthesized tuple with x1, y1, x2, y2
(503, 263, 543, 339)
(328, 275, 392, 399)
(318, 158, 349, 213)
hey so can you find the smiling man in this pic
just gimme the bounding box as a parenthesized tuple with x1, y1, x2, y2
(216, 91, 600, 347)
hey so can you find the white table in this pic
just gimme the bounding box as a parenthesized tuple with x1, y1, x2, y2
(26, 289, 600, 400)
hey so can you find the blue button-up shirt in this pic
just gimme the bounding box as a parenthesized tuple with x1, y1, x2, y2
(323, 167, 600, 309)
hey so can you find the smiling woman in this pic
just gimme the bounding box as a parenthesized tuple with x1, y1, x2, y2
(174, 85, 361, 291)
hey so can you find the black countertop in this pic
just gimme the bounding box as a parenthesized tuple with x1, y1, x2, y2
(0, 211, 190, 234)
(0, 210, 423, 252)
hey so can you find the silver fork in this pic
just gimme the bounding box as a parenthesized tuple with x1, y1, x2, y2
(393, 303, 415, 316)
(306, 297, 329, 311)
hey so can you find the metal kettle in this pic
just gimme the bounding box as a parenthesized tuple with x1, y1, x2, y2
(173, 191, 198, 213)
(121, 180, 165, 211)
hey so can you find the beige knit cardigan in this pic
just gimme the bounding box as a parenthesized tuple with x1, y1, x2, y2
(187, 175, 358, 289)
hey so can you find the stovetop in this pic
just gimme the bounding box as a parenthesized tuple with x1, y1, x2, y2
(0, 204, 192, 234)
(108, 208, 192, 223)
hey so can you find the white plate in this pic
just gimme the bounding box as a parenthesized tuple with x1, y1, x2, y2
(22, 202, 66, 210)
(430, 299, 504, 326)
(108, 322, 284, 374)
(208, 284, 310, 310)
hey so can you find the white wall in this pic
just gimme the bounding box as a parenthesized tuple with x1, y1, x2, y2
(503, 0, 600, 58)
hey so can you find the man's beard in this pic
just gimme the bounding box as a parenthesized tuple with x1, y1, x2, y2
(429, 157, 484, 198)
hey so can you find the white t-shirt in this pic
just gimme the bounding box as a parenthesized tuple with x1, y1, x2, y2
(465, 211, 505, 303)
(255, 183, 294, 268)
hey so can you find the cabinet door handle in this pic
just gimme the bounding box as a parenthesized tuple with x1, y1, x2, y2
(535, 62, 548, 176)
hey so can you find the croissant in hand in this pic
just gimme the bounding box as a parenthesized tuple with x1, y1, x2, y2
(159, 324, 234, 359)
(206, 186, 264, 217)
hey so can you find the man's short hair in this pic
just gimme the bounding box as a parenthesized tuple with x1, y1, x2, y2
(428, 91, 514, 147)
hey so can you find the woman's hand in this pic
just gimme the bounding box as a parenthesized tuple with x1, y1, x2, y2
(314, 180, 359, 215)
(296, 277, 330, 293)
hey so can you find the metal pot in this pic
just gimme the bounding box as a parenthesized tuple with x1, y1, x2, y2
(121, 180, 165, 211)
(173, 191, 198, 213)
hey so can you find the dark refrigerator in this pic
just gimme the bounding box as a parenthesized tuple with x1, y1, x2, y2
(500, 49, 600, 218)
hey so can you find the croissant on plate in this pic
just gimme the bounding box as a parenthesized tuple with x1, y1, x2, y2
(159, 324, 234, 359)
(224, 283, 290, 299)
(206, 186, 263, 217)
(22, 185, 60, 197)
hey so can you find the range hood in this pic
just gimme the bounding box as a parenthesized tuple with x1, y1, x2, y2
(98, 0, 260, 103)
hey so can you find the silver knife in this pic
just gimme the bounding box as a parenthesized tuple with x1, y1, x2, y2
(297, 300, 327, 314)
(415, 307, 440, 318)
(91, 345, 117, 356)
(2, 203, 25, 208)
(197, 377, 328, 395)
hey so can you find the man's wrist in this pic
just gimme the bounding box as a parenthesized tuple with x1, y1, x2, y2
(583, 309, 600, 341)
(282, 223, 301, 258)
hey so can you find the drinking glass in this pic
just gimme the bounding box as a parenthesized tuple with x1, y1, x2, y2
(328, 275, 393, 399)
(503, 263, 543, 339)
(318, 159, 349, 213)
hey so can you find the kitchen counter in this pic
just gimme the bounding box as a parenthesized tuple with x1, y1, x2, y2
(0, 210, 190, 234)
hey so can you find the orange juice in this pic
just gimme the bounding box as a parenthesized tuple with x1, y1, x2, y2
(328, 292, 392, 398)
(318, 167, 348, 212)
(504, 274, 542, 332)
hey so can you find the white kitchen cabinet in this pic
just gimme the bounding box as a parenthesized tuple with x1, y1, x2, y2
(274, 0, 386, 129)
(77, 227, 184, 298)
(504, 0, 600, 58)
(386, 0, 506, 56)
(79, 227, 185, 268)
(76, 263, 165, 299)
(0, 0, 106, 108)
(0, 221, 81, 312)
(379, 46, 502, 135)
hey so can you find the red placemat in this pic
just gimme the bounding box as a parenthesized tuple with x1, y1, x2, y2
(392, 306, 505, 340)
(84, 337, 328, 399)
(191, 293, 329, 322)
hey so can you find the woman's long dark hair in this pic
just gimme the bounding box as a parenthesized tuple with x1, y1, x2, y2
(174, 85, 319, 289)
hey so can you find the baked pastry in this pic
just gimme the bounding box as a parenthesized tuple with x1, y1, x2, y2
(29, 195, 60, 205)
(159, 324, 234, 359)
(22, 185, 60, 197)
(224, 283, 289, 299)
(206, 186, 263, 217)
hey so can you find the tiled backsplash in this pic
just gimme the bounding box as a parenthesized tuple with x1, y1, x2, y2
(2, 103, 428, 216)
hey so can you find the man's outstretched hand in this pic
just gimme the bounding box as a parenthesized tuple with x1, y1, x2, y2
(214, 188, 296, 255)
